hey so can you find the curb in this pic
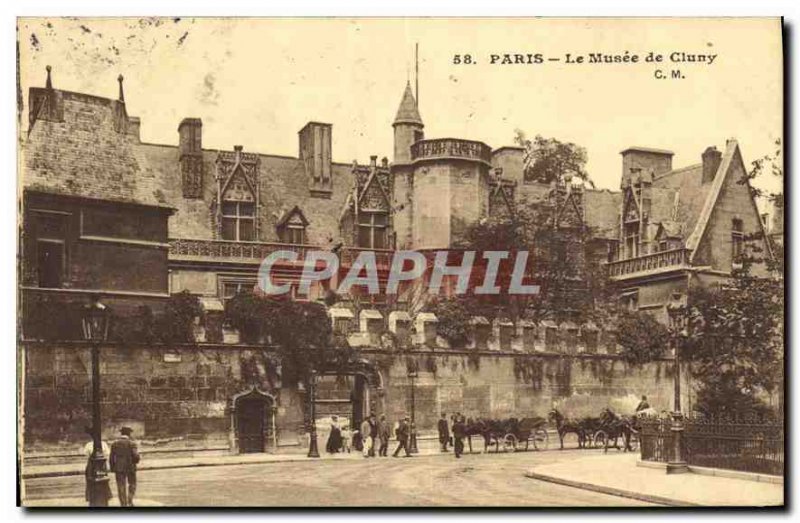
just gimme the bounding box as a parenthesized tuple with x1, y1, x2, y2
(525, 471, 700, 507)
(22, 452, 451, 480)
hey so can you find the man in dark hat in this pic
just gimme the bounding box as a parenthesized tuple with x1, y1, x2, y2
(392, 417, 411, 458)
(453, 415, 466, 459)
(437, 413, 450, 452)
(109, 426, 140, 507)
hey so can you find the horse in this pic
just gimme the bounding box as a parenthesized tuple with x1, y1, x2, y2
(597, 407, 634, 452)
(547, 408, 587, 449)
(465, 417, 493, 454)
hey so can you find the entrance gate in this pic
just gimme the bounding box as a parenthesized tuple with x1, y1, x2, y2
(232, 387, 276, 454)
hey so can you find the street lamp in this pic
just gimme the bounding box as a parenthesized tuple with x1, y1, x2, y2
(307, 369, 320, 458)
(81, 296, 112, 506)
(408, 366, 419, 454)
(665, 293, 689, 475)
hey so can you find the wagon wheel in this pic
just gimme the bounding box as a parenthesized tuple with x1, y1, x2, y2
(593, 430, 608, 450)
(532, 428, 549, 451)
(502, 433, 518, 452)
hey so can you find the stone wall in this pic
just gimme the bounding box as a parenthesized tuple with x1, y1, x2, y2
(21, 341, 684, 454)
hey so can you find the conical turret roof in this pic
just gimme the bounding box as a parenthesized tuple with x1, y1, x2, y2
(393, 81, 423, 127)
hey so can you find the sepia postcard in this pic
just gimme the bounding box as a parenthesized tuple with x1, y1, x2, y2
(16, 17, 784, 508)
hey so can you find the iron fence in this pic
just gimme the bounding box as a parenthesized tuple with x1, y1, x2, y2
(639, 415, 784, 476)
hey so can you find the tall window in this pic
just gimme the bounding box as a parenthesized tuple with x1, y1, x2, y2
(221, 201, 255, 241)
(34, 211, 67, 288)
(357, 212, 387, 249)
(731, 218, 744, 263)
(624, 223, 639, 259)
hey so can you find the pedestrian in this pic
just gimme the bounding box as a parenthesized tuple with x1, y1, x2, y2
(341, 424, 352, 453)
(437, 412, 450, 452)
(368, 413, 378, 457)
(449, 414, 456, 448)
(378, 414, 391, 457)
(360, 417, 373, 458)
(326, 415, 343, 454)
(453, 415, 466, 459)
(82, 426, 111, 505)
(635, 395, 650, 413)
(109, 426, 140, 507)
(392, 417, 411, 458)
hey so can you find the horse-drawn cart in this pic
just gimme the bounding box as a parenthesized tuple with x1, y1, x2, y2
(499, 417, 549, 452)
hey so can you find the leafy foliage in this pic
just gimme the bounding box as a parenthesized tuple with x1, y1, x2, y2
(453, 194, 611, 325)
(514, 130, 593, 186)
(615, 310, 670, 366)
(429, 298, 472, 349)
(686, 255, 783, 416)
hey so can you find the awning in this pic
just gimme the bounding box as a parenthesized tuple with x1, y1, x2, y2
(199, 297, 225, 312)
(360, 309, 383, 320)
(389, 311, 412, 322)
(329, 307, 354, 319)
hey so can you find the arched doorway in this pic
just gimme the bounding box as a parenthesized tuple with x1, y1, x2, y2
(231, 387, 276, 454)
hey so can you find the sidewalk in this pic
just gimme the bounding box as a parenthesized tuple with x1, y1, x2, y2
(22, 446, 448, 480)
(526, 453, 784, 507)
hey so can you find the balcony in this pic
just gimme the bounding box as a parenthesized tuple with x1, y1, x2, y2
(169, 238, 394, 268)
(410, 138, 493, 166)
(606, 248, 691, 279)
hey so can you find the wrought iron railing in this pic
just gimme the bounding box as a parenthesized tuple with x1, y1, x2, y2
(607, 248, 691, 278)
(639, 416, 784, 476)
(410, 138, 493, 165)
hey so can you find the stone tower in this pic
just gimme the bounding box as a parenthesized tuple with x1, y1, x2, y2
(391, 82, 425, 249)
(393, 81, 424, 164)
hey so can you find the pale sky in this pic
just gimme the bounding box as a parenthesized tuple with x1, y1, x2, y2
(18, 17, 783, 198)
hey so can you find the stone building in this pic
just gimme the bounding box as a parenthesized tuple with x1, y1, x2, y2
(19, 68, 769, 456)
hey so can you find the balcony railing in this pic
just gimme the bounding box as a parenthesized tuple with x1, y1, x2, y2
(410, 138, 493, 165)
(606, 248, 691, 278)
(169, 238, 395, 267)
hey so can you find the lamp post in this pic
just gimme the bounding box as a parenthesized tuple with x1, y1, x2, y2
(81, 296, 112, 506)
(408, 366, 419, 454)
(307, 369, 320, 458)
(665, 293, 689, 475)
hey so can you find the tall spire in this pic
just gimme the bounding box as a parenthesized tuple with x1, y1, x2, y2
(393, 81, 423, 127)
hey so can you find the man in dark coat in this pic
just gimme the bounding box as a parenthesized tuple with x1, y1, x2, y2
(453, 415, 466, 459)
(635, 395, 651, 413)
(109, 426, 140, 507)
(368, 413, 378, 457)
(437, 413, 450, 452)
(392, 417, 411, 457)
(377, 415, 391, 457)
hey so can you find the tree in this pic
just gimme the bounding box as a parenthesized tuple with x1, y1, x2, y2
(514, 130, 593, 187)
(685, 253, 783, 417)
(451, 193, 612, 326)
(615, 310, 670, 366)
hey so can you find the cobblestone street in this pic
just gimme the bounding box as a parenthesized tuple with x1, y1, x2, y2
(23, 450, 655, 508)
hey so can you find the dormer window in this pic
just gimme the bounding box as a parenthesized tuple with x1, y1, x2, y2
(221, 200, 255, 241)
(219, 165, 257, 241)
(358, 211, 387, 249)
(276, 206, 309, 245)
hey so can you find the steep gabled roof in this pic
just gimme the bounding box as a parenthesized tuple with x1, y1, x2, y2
(684, 139, 774, 262)
(652, 163, 711, 245)
(583, 189, 622, 239)
(24, 89, 171, 209)
(393, 82, 423, 126)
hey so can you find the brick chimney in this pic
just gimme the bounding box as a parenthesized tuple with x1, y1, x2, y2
(620, 147, 673, 188)
(701, 146, 722, 184)
(299, 122, 333, 197)
(178, 118, 204, 198)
